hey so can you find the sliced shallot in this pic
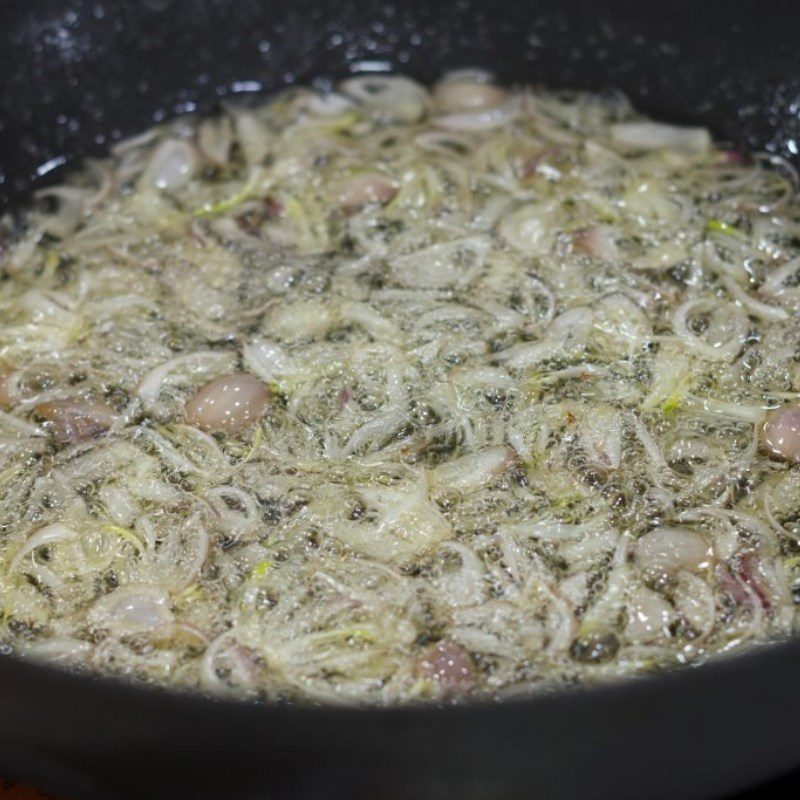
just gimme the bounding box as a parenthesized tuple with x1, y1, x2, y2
(185, 373, 271, 435)
(415, 640, 477, 695)
(35, 399, 115, 444)
(635, 527, 713, 579)
(88, 584, 174, 635)
(762, 405, 800, 463)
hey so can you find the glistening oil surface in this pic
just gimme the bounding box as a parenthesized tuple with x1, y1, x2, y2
(1, 71, 800, 704)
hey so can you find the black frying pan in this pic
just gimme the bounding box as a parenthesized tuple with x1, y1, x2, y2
(2, 1, 800, 798)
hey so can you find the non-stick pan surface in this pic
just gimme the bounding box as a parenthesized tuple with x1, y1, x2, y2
(2, 1, 800, 798)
